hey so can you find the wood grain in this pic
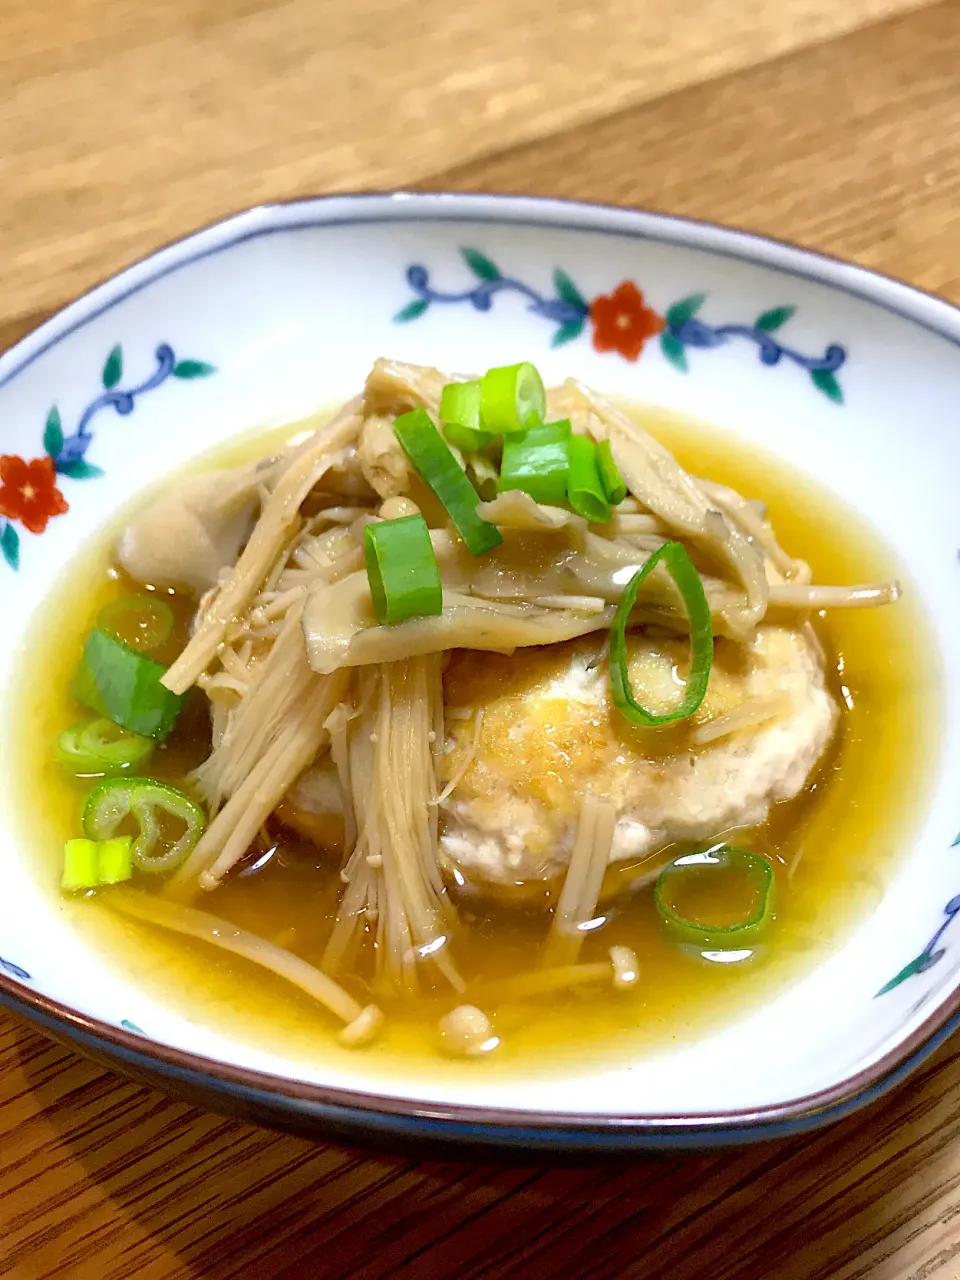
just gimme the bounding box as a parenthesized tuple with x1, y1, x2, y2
(0, 0, 932, 327)
(3, 2, 960, 1277)
(425, 0, 960, 304)
(6, 1021, 960, 1279)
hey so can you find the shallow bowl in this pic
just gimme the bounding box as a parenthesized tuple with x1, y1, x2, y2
(1, 193, 958, 1154)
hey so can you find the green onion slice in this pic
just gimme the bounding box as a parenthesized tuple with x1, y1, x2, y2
(72, 628, 184, 740)
(609, 541, 713, 727)
(62, 838, 99, 892)
(57, 716, 155, 776)
(97, 836, 134, 885)
(97, 594, 174, 653)
(61, 835, 135, 892)
(444, 423, 493, 452)
(83, 777, 206, 875)
(567, 435, 611, 523)
(654, 845, 774, 947)
(498, 420, 571, 507)
(596, 439, 628, 505)
(440, 381, 493, 452)
(393, 408, 503, 556)
(479, 362, 546, 435)
(364, 514, 443, 625)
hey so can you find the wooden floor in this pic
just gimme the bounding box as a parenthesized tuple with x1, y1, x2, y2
(2, 1, 960, 1276)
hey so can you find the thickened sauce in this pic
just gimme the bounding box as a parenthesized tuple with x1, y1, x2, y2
(10, 408, 937, 1080)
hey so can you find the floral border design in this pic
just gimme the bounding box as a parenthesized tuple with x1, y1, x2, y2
(0, 340, 214, 1016)
(878, 833, 960, 996)
(1, 343, 214, 571)
(0, 956, 30, 980)
(0, 954, 140, 1035)
(395, 248, 847, 402)
(0, 295, 951, 1031)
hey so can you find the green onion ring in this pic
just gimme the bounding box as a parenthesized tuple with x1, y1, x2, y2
(498, 420, 571, 506)
(363, 514, 443, 625)
(394, 408, 503, 556)
(654, 845, 774, 947)
(479, 362, 546, 435)
(61, 835, 135, 892)
(596, 439, 628, 506)
(57, 716, 155, 776)
(61, 839, 100, 893)
(567, 435, 611, 523)
(72, 628, 184, 740)
(97, 594, 175, 652)
(609, 541, 713, 727)
(97, 837, 135, 885)
(83, 777, 206, 875)
(440, 381, 493, 452)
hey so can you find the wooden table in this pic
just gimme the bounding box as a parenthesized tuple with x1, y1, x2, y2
(3, 2, 960, 1275)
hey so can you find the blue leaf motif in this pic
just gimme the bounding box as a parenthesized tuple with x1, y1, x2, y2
(878, 883, 960, 997)
(172, 360, 216, 379)
(877, 953, 936, 996)
(811, 368, 843, 403)
(43, 407, 64, 459)
(1, 523, 20, 571)
(394, 299, 430, 323)
(551, 318, 585, 347)
(58, 460, 105, 480)
(0, 956, 31, 980)
(393, 256, 846, 404)
(553, 269, 588, 314)
(461, 248, 501, 282)
(755, 305, 796, 332)
(3, 342, 214, 574)
(102, 345, 123, 389)
(665, 294, 706, 331)
(660, 331, 688, 372)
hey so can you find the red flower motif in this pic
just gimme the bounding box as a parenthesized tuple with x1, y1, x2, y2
(589, 281, 665, 361)
(0, 455, 69, 535)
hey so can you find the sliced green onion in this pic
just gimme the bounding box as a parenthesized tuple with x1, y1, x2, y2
(61, 835, 135, 892)
(479, 362, 546, 435)
(567, 435, 611, 523)
(364, 515, 443, 625)
(62, 838, 99, 892)
(97, 836, 134, 885)
(440, 381, 493, 452)
(654, 845, 774, 947)
(83, 777, 206, 875)
(443, 424, 493, 452)
(498, 420, 571, 506)
(609, 541, 713, 727)
(596, 440, 628, 505)
(97, 594, 174, 652)
(72, 628, 184, 740)
(394, 409, 503, 556)
(57, 716, 155, 776)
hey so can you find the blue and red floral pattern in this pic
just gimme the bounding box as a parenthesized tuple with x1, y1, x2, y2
(396, 247, 847, 403)
(878, 833, 960, 996)
(1, 343, 214, 571)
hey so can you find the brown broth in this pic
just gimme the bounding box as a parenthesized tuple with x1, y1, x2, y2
(8, 407, 940, 1081)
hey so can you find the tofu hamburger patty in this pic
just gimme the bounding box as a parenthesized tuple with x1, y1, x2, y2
(437, 626, 837, 890)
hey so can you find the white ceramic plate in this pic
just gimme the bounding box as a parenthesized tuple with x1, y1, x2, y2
(1, 194, 958, 1153)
